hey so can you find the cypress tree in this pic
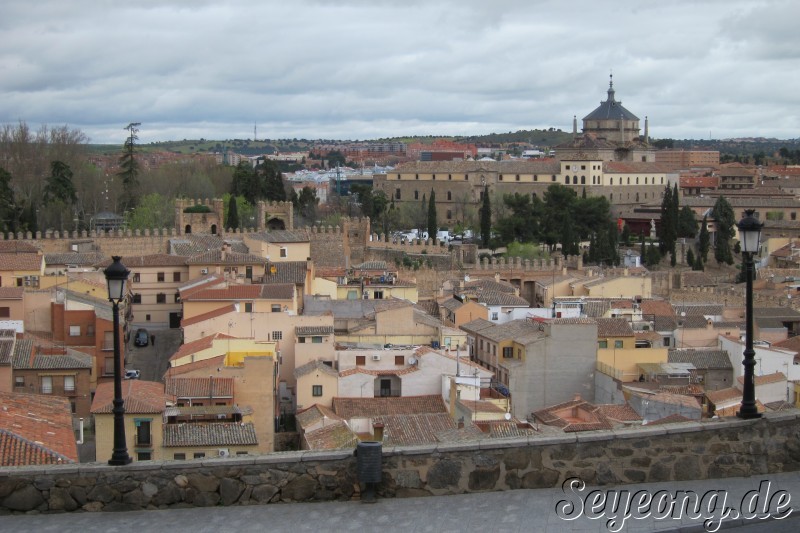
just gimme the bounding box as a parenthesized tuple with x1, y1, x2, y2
(226, 195, 239, 230)
(427, 189, 437, 240)
(480, 185, 491, 247)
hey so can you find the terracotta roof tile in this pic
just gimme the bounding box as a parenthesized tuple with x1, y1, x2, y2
(736, 371, 786, 386)
(164, 354, 227, 378)
(91, 380, 173, 414)
(95, 254, 188, 268)
(12, 342, 92, 370)
(0, 242, 39, 253)
(296, 404, 342, 430)
(165, 377, 234, 399)
(181, 304, 237, 327)
(0, 391, 78, 465)
(169, 332, 234, 362)
(169, 236, 248, 256)
(332, 395, 447, 419)
(0, 287, 24, 299)
(186, 250, 265, 265)
(296, 326, 334, 336)
(247, 230, 310, 243)
(0, 253, 43, 271)
(303, 420, 358, 450)
(372, 413, 458, 446)
(162, 422, 258, 447)
(44, 252, 105, 266)
(294, 359, 339, 379)
(262, 261, 308, 285)
(705, 387, 742, 405)
(596, 317, 635, 337)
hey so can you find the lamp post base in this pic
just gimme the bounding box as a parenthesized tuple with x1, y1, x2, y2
(108, 454, 132, 466)
(736, 409, 762, 420)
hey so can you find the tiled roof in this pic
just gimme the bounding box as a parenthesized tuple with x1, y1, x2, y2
(0, 253, 43, 271)
(260, 283, 295, 299)
(0, 391, 78, 465)
(294, 359, 339, 379)
(478, 319, 542, 343)
(180, 304, 236, 328)
(395, 159, 561, 174)
(352, 261, 388, 270)
(668, 349, 732, 369)
(303, 296, 411, 319)
(533, 397, 614, 433)
(169, 332, 233, 362)
(164, 354, 226, 377)
(680, 315, 711, 329)
(754, 307, 800, 319)
(178, 274, 226, 299)
(0, 241, 39, 253)
(705, 387, 742, 405)
(596, 317, 635, 337)
(474, 420, 538, 439)
(184, 285, 262, 301)
(646, 414, 693, 426)
(640, 299, 676, 317)
(596, 404, 642, 423)
(186, 250, 265, 265)
(339, 365, 419, 378)
(441, 298, 464, 312)
(681, 272, 717, 287)
(44, 252, 105, 266)
(673, 304, 724, 316)
(0, 335, 15, 365)
(296, 404, 342, 430)
(474, 290, 529, 307)
(94, 254, 188, 268)
(372, 413, 458, 446)
(332, 395, 447, 419)
(12, 343, 93, 370)
(165, 377, 234, 399)
(91, 380, 173, 414)
(247, 230, 310, 243)
(162, 422, 258, 447)
(0, 287, 24, 299)
(164, 405, 251, 418)
(303, 420, 358, 450)
(736, 371, 786, 386)
(462, 278, 517, 294)
(263, 261, 308, 285)
(551, 317, 597, 325)
(169, 236, 249, 256)
(296, 325, 334, 336)
(460, 318, 497, 334)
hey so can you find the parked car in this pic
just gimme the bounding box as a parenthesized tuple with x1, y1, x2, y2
(134, 328, 149, 347)
(124, 369, 141, 380)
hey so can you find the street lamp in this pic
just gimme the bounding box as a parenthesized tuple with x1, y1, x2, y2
(737, 209, 763, 420)
(104, 256, 132, 464)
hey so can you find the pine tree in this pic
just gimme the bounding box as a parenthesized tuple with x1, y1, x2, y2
(699, 215, 710, 263)
(480, 185, 491, 247)
(427, 189, 437, 240)
(226, 195, 239, 230)
(118, 122, 141, 211)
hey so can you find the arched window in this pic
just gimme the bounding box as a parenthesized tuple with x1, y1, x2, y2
(610, 178, 613, 185)
(636, 178, 639, 185)
(581, 176, 586, 184)
(565, 176, 570, 184)
(627, 177, 630, 185)
(184, 224, 192, 234)
(447, 191, 452, 200)
(211, 224, 217, 235)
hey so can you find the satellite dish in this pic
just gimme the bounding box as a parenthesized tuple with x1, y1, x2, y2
(504, 412, 512, 421)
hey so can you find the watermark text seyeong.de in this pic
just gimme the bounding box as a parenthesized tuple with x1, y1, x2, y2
(555, 477, 793, 532)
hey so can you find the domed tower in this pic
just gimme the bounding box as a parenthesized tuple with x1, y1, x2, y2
(582, 74, 640, 144)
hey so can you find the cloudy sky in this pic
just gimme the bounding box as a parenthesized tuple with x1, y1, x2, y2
(1, 0, 798, 145)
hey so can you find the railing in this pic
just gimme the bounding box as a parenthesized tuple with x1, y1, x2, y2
(377, 389, 401, 398)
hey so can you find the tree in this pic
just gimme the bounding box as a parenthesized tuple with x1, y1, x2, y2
(659, 185, 677, 262)
(686, 247, 695, 268)
(118, 122, 141, 211)
(124, 193, 174, 230)
(231, 161, 258, 204)
(677, 206, 698, 238)
(699, 215, 710, 263)
(427, 190, 437, 240)
(712, 196, 736, 265)
(0, 167, 19, 232)
(258, 159, 287, 202)
(43, 161, 77, 205)
(294, 186, 319, 224)
(226, 195, 239, 229)
(480, 185, 491, 247)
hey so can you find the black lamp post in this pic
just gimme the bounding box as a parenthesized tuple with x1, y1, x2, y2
(104, 256, 132, 464)
(737, 209, 763, 420)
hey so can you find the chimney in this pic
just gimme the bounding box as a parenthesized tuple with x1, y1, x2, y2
(494, 272, 500, 283)
(573, 393, 582, 402)
(372, 422, 384, 441)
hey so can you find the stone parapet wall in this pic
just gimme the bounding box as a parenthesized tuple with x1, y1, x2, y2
(2, 412, 799, 514)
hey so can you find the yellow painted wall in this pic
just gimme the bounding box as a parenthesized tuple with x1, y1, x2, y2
(311, 277, 338, 299)
(94, 413, 165, 462)
(296, 369, 338, 411)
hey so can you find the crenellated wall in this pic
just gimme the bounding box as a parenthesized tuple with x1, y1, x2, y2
(1, 412, 799, 513)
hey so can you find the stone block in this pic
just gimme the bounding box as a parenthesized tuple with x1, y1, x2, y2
(520, 468, 560, 489)
(281, 474, 316, 502)
(468, 467, 500, 491)
(251, 484, 279, 503)
(187, 473, 219, 493)
(427, 459, 462, 489)
(2, 485, 44, 511)
(219, 478, 244, 505)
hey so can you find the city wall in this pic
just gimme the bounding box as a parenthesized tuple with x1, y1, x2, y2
(2, 411, 799, 513)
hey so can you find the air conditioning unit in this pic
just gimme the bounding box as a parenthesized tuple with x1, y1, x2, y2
(372, 354, 381, 361)
(200, 268, 209, 274)
(218, 448, 230, 457)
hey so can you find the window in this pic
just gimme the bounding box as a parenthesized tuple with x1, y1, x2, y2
(15, 376, 24, 387)
(298, 336, 306, 343)
(156, 293, 166, 304)
(516, 175, 520, 181)
(373, 290, 384, 299)
(133, 273, 141, 282)
(193, 452, 206, 459)
(87, 324, 95, 337)
(272, 331, 282, 341)
(157, 272, 165, 282)
(414, 190, 419, 200)
(502, 347, 513, 358)
(446, 210, 452, 219)
(69, 325, 81, 337)
(132, 294, 142, 304)
(104, 357, 114, 375)
(448, 174, 452, 180)
(245, 302, 253, 313)
(271, 304, 281, 313)
(280, 247, 287, 258)
(415, 174, 419, 180)
(312, 336, 322, 343)
(395, 189, 401, 199)
(581, 165, 586, 170)
(610, 178, 613, 185)
(499, 175, 503, 181)
(173, 272, 181, 282)
(0, 307, 8, 318)
(146, 315, 151, 321)
(173, 453, 186, 460)
(552, 175, 556, 182)
(174, 293, 181, 303)
(135, 419, 152, 447)
(395, 355, 404, 365)
(598, 340, 608, 348)
(447, 191, 452, 200)
(491, 312, 499, 320)
(356, 355, 366, 366)
(236, 451, 248, 456)
(41, 376, 52, 394)
(432, 174, 436, 180)
(312, 385, 323, 397)
(137, 452, 152, 461)
(614, 340, 624, 348)
(64, 375, 75, 392)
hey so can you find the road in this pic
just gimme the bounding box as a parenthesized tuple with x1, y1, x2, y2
(125, 327, 183, 382)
